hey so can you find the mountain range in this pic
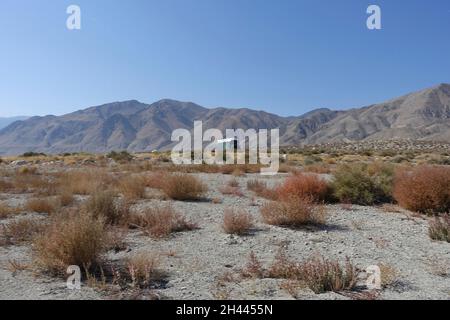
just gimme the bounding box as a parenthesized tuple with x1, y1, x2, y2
(0, 83, 449, 155)
(0, 117, 29, 130)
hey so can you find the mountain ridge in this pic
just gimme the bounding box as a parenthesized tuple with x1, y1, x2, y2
(0, 83, 449, 155)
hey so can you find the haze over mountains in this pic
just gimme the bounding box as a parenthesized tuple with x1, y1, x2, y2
(0, 84, 449, 155)
(0, 117, 29, 130)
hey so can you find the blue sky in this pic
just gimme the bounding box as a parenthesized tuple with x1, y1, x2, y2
(0, 0, 449, 117)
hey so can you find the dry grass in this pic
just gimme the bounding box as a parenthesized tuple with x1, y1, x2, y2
(59, 169, 112, 195)
(227, 178, 240, 188)
(129, 205, 197, 239)
(1, 218, 45, 246)
(85, 190, 130, 225)
(268, 252, 358, 294)
(161, 173, 207, 201)
(379, 263, 399, 288)
(7, 259, 30, 274)
(242, 251, 358, 294)
(145, 171, 168, 189)
(0, 203, 22, 219)
(241, 251, 264, 279)
(303, 164, 331, 174)
(25, 198, 60, 214)
(276, 173, 331, 203)
(261, 196, 327, 228)
(117, 175, 147, 200)
(59, 189, 75, 207)
(429, 215, 450, 242)
(126, 253, 164, 288)
(33, 212, 109, 275)
(222, 209, 254, 235)
(393, 166, 450, 214)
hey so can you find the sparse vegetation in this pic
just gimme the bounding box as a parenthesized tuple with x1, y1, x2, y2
(85, 190, 130, 225)
(429, 215, 450, 242)
(242, 250, 358, 294)
(21, 152, 46, 157)
(129, 205, 197, 239)
(162, 173, 207, 201)
(222, 209, 254, 235)
(60, 169, 112, 195)
(25, 198, 60, 214)
(117, 175, 147, 200)
(0, 203, 22, 219)
(246, 179, 278, 200)
(126, 253, 164, 288)
(107, 150, 133, 162)
(1, 218, 45, 246)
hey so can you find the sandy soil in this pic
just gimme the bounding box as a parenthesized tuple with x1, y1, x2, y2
(1, 172, 449, 300)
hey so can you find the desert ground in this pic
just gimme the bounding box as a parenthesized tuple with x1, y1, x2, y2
(0, 149, 449, 300)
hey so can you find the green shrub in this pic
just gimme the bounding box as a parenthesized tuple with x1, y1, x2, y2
(22, 152, 46, 157)
(331, 163, 394, 205)
(106, 150, 133, 162)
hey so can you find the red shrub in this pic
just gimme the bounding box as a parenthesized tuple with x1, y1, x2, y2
(393, 166, 450, 214)
(277, 173, 330, 203)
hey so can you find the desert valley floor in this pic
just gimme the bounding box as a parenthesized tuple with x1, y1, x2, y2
(1, 160, 449, 300)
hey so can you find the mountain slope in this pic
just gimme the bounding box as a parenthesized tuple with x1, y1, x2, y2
(304, 83, 450, 144)
(0, 84, 449, 155)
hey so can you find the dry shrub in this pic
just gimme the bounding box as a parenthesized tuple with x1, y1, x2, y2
(145, 171, 168, 189)
(219, 185, 244, 197)
(0, 203, 22, 219)
(126, 253, 163, 288)
(276, 173, 331, 203)
(268, 252, 358, 294)
(393, 166, 450, 214)
(222, 209, 254, 235)
(227, 178, 239, 188)
(25, 198, 60, 214)
(241, 251, 264, 279)
(33, 213, 108, 275)
(60, 169, 111, 195)
(162, 173, 207, 201)
(429, 215, 450, 242)
(261, 196, 327, 228)
(246, 179, 278, 200)
(85, 190, 129, 225)
(1, 218, 45, 245)
(242, 251, 358, 294)
(118, 175, 147, 200)
(13, 175, 53, 194)
(129, 205, 197, 239)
